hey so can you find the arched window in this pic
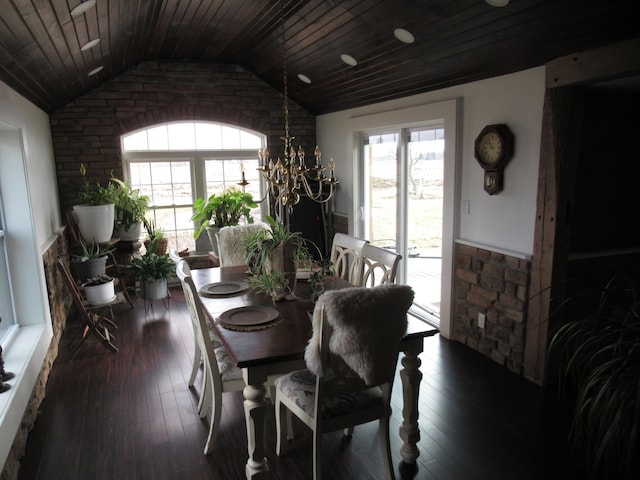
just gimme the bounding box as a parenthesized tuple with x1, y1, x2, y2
(121, 122, 265, 251)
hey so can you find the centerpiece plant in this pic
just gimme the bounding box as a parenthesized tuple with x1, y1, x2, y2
(244, 216, 330, 302)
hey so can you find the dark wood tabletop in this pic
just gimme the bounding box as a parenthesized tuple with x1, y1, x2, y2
(191, 265, 438, 369)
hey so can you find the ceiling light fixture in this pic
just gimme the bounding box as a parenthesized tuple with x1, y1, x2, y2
(257, 0, 339, 214)
(88, 66, 103, 76)
(485, 0, 510, 6)
(70, 0, 97, 17)
(340, 54, 358, 67)
(394, 28, 415, 44)
(297, 73, 311, 84)
(80, 38, 101, 51)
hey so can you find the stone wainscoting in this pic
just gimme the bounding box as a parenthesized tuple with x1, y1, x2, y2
(1, 232, 71, 480)
(454, 243, 531, 374)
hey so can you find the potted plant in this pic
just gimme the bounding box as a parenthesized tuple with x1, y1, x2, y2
(71, 236, 116, 282)
(127, 237, 175, 300)
(547, 271, 640, 480)
(111, 178, 150, 241)
(82, 274, 115, 305)
(244, 216, 325, 302)
(73, 163, 118, 243)
(191, 188, 258, 254)
(143, 218, 168, 256)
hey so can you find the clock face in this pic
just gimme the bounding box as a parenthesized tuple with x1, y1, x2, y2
(478, 131, 503, 165)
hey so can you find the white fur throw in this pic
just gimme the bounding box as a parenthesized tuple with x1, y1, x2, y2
(217, 223, 269, 267)
(304, 284, 414, 386)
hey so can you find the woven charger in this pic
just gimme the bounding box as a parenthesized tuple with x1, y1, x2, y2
(217, 305, 282, 331)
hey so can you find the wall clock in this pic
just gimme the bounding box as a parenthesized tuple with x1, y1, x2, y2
(474, 123, 514, 195)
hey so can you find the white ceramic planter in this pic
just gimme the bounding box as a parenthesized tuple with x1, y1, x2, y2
(73, 204, 115, 244)
(141, 278, 168, 300)
(118, 221, 143, 241)
(83, 279, 115, 305)
(206, 226, 220, 255)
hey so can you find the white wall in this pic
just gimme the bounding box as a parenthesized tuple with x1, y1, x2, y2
(0, 80, 58, 469)
(317, 67, 545, 258)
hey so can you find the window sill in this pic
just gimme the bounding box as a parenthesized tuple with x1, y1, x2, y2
(0, 324, 51, 468)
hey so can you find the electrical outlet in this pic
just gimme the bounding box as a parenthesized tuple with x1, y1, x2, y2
(478, 312, 485, 329)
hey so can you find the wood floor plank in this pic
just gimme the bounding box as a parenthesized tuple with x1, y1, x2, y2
(18, 286, 586, 480)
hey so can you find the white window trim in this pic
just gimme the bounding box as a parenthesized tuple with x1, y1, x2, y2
(0, 124, 53, 468)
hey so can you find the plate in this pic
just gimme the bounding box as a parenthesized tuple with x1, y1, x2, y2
(199, 281, 248, 296)
(218, 305, 279, 327)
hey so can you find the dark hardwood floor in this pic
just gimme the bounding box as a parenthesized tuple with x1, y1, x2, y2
(18, 286, 585, 480)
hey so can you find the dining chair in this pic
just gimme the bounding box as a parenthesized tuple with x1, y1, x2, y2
(360, 243, 402, 287)
(56, 256, 119, 357)
(329, 232, 369, 286)
(216, 222, 269, 267)
(177, 261, 245, 454)
(274, 284, 415, 480)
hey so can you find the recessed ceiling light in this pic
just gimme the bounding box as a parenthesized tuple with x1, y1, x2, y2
(297, 74, 311, 84)
(340, 54, 357, 67)
(394, 28, 415, 44)
(71, 0, 97, 17)
(485, 0, 510, 6)
(88, 66, 103, 76)
(80, 38, 100, 51)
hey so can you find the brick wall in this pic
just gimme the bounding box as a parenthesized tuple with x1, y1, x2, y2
(454, 243, 531, 374)
(51, 60, 317, 215)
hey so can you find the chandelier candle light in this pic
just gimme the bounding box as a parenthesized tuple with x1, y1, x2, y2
(257, 1, 339, 213)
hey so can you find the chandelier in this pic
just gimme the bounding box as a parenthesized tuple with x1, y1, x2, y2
(257, 1, 339, 212)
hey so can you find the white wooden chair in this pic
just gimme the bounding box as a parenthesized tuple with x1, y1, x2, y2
(329, 233, 369, 286)
(216, 222, 269, 267)
(274, 284, 414, 480)
(360, 243, 402, 287)
(177, 260, 245, 454)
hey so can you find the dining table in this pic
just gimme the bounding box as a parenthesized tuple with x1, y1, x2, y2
(191, 265, 439, 480)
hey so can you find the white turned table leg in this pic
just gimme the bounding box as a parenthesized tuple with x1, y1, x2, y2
(399, 339, 423, 464)
(243, 381, 269, 480)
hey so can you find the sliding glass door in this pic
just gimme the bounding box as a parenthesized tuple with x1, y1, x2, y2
(362, 126, 444, 325)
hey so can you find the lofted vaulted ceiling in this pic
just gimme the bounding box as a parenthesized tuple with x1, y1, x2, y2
(1, 0, 639, 116)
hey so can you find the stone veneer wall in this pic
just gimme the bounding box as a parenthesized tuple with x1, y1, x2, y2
(1, 231, 72, 480)
(454, 243, 531, 374)
(52, 60, 317, 215)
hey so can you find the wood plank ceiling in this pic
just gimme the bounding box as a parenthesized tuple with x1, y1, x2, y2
(0, 0, 639, 115)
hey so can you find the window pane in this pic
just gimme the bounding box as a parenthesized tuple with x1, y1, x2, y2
(221, 126, 241, 149)
(147, 125, 169, 150)
(0, 198, 15, 343)
(168, 123, 196, 150)
(240, 130, 262, 150)
(122, 130, 148, 151)
(195, 123, 222, 149)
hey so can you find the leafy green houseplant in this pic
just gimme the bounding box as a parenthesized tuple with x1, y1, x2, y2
(73, 163, 118, 243)
(143, 218, 168, 255)
(547, 272, 640, 480)
(71, 236, 115, 282)
(111, 178, 150, 233)
(191, 189, 258, 253)
(127, 237, 175, 299)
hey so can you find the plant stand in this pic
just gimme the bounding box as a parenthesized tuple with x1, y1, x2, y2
(141, 278, 170, 313)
